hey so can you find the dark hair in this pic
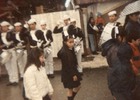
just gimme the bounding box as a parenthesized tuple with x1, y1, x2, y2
(24, 47, 44, 72)
(88, 17, 94, 24)
(127, 31, 140, 42)
(63, 35, 78, 67)
(123, 12, 140, 28)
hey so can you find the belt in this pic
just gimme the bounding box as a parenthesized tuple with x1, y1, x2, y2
(30, 45, 37, 48)
(2, 48, 15, 52)
(16, 45, 26, 49)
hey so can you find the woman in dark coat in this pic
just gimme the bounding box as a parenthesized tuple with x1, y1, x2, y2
(57, 27, 82, 100)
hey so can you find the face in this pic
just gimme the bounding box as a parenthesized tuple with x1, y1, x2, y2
(132, 38, 140, 46)
(109, 15, 117, 23)
(65, 38, 74, 49)
(15, 26, 22, 32)
(39, 53, 44, 64)
(64, 19, 69, 25)
(2, 26, 9, 32)
(41, 24, 46, 30)
(98, 16, 101, 18)
(91, 18, 94, 23)
(29, 22, 36, 30)
(71, 21, 76, 26)
(129, 14, 139, 22)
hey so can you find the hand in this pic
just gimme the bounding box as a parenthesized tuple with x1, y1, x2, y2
(49, 94, 54, 98)
(73, 75, 78, 81)
(56, 24, 59, 27)
(17, 42, 22, 46)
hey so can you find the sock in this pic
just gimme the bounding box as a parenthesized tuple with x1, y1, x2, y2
(68, 96, 73, 100)
(72, 92, 77, 99)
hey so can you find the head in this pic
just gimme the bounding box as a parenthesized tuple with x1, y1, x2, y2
(29, 22, 36, 30)
(24, 48, 44, 72)
(70, 19, 76, 26)
(127, 31, 140, 46)
(64, 35, 74, 49)
(15, 25, 22, 32)
(109, 14, 117, 23)
(97, 12, 102, 18)
(64, 19, 69, 25)
(88, 17, 94, 24)
(41, 24, 46, 30)
(129, 12, 140, 22)
(1, 25, 9, 32)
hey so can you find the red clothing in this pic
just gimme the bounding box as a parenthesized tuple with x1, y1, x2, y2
(95, 17, 105, 26)
(128, 42, 140, 75)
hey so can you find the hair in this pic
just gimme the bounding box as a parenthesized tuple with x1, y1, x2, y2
(127, 31, 140, 42)
(123, 12, 140, 28)
(63, 35, 78, 67)
(114, 14, 117, 17)
(88, 17, 94, 24)
(24, 47, 44, 72)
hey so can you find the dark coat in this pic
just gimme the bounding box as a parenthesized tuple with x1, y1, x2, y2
(57, 47, 82, 83)
(87, 23, 96, 34)
(102, 39, 120, 68)
(109, 42, 136, 99)
(73, 27, 84, 40)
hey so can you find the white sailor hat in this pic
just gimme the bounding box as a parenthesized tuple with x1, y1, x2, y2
(28, 19, 36, 24)
(0, 21, 10, 26)
(14, 22, 22, 26)
(63, 15, 70, 20)
(108, 11, 117, 16)
(70, 18, 76, 22)
(40, 20, 46, 25)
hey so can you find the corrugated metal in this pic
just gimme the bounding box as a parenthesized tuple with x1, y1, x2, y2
(76, 0, 126, 5)
(31, 10, 84, 57)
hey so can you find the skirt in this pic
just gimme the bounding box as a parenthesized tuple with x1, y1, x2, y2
(63, 80, 81, 89)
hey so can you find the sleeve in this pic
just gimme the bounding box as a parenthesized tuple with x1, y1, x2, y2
(61, 53, 77, 76)
(24, 71, 43, 100)
(53, 26, 63, 33)
(47, 30, 53, 42)
(47, 79, 54, 95)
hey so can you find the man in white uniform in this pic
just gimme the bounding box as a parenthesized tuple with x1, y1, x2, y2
(13, 22, 28, 81)
(99, 11, 121, 46)
(0, 21, 18, 86)
(40, 20, 54, 78)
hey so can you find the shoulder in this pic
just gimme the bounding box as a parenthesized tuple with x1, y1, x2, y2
(25, 64, 38, 74)
(36, 30, 43, 33)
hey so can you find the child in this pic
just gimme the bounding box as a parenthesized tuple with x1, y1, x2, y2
(57, 33, 82, 100)
(24, 48, 54, 100)
(109, 31, 140, 100)
(95, 12, 105, 33)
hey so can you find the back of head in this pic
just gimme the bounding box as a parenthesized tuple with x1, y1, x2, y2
(24, 48, 44, 72)
(127, 31, 140, 42)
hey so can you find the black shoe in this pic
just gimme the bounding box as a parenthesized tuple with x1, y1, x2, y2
(6, 82, 13, 86)
(92, 51, 99, 55)
(19, 77, 23, 81)
(12, 82, 18, 86)
(49, 74, 55, 78)
(79, 72, 83, 76)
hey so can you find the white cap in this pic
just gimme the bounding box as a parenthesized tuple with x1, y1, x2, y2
(14, 22, 22, 26)
(40, 20, 46, 25)
(28, 19, 36, 24)
(108, 11, 117, 16)
(70, 18, 76, 22)
(63, 15, 70, 20)
(1, 21, 10, 26)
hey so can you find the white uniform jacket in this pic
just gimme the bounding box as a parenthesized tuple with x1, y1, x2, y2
(24, 64, 53, 100)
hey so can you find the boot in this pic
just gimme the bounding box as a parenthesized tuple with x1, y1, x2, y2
(72, 92, 77, 99)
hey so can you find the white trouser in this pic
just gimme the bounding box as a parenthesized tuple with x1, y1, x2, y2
(44, 46, 53, 75)
(4, 50, 18, 83)
(76, 47, 83, 73)
(16, 50, 27, 78)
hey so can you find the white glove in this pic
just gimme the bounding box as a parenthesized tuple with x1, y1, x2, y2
(37, 40, 43, 48)
(75, 46, 81, 54)
(57, 20, 63, 25)
(17, 42, 22, 46)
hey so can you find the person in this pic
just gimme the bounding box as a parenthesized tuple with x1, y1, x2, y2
(101, 26, 127, 99)
(57, 26, 82, 100)
(53, 15, 75, 40)
(99, 10, 122, 45)
(108, 31, 140, 100)
(24, 47, 54, 100)
(70, 18, 84, 75)
(13, 22, 29, 81)
(0, 21, 18, 86)
(87, 17, 99, 55)
(95, 12, 105, 34)
(40, 20, 54, 78)
(28, 19, 46, 49)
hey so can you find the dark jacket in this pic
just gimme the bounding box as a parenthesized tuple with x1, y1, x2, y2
(109, 42, 136, 98)
(57, 47, 82, 83)
(87, 23, 96, 34)
(101, 39, 120, 68)
(73, 27, 84, 40)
